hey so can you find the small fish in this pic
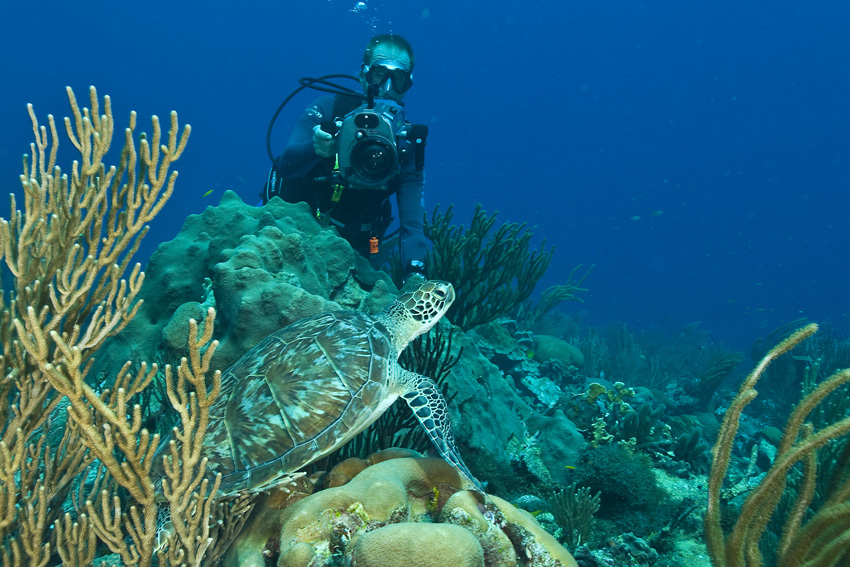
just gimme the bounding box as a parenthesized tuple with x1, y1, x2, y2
(630, 215, 641, 221)
(526, 350, 535, 359)
(530, 510, 543, 517)
(202, 189, 214, 197)
(651, 210, 663, 216)
(565, 465, 576, 470)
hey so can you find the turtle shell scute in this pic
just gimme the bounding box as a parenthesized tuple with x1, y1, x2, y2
(202, 310, 394, 493)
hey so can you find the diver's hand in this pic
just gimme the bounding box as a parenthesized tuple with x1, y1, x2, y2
(312, 124, 338, 158)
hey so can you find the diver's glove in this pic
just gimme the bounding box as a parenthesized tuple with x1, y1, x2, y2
(312, 124, 338, 158)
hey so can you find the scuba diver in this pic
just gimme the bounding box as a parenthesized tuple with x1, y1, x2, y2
(261, 34, 428, 283)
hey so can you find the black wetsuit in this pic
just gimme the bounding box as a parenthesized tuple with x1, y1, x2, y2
(262, 95, 428, 271)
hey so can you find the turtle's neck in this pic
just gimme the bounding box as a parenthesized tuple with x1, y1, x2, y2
(375, 300, 417, 354)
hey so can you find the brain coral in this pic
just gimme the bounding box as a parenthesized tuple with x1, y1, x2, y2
(224, 454, 577, 567)
(349, 523, 485, 567)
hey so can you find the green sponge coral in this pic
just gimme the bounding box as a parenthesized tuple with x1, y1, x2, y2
(574, 444, 665, 511)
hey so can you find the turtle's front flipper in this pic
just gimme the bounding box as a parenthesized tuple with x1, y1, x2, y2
(400, 370, 485, 493)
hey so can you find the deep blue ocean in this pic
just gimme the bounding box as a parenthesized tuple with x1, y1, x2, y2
(2, 0, 848, 352)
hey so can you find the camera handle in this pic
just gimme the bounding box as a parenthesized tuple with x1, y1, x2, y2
(319, 119, 340, 137)
(315, 118, 345, 205)
(317, 119, 342, 179)
(407, 124, 429, 172)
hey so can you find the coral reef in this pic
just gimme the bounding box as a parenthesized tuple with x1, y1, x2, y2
(14, 84, 841, 567)
(224, 453, 578, 567)
(689, 350, 744, 412)
(81, 181, 587, 500)
(435, 323, 587, 490)
(471, 321, 580, 411)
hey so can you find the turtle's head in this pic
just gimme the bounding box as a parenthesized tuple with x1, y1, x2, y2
(384, 280, 455, 345)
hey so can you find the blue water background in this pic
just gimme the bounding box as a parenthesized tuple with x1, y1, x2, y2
(2, 0, 848, 351)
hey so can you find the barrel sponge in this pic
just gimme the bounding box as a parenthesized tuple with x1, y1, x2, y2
(349, 523, 484, 567)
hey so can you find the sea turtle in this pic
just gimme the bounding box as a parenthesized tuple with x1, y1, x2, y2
(199, 279, 483, 496)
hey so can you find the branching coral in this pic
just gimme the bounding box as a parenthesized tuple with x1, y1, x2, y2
(0, 86, 189, 567)
(611, 403, 668, 451)
(0, 87, 240, 567)
(515, 264, 594, 331)
(157, 310, 258, 567)
(692, 349, 744, 411)
(706, 323, 850, 567)
(424, 204, 554, 330)
(552, 482, 601, 549)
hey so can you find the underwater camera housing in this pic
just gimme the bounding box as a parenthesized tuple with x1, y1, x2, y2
(336, 100, 409, 189)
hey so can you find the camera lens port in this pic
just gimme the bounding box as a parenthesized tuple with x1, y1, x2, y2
(351, 140, 396, 184)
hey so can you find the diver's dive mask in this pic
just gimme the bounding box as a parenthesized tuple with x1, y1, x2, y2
(363, 59, 413, 94)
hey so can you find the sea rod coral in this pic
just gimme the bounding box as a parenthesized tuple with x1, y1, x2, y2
(0, 86, 237, 567)
(706, 323, 850, 567)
